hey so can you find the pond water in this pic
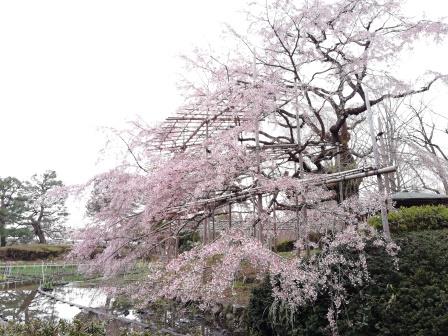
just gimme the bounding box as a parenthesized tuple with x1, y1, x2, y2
(0, 282, 236, 335)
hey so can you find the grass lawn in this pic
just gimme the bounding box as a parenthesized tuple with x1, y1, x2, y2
(0, 263, 81, 283)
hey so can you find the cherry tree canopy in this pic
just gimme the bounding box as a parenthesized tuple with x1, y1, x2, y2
(71, 0, 447, 332)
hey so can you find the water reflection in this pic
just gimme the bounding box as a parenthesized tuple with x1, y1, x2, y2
(0, 283, 236, 335)
(0, 285, 81, 323)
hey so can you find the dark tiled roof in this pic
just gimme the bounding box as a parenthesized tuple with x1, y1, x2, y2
(392, 191, 448, 200)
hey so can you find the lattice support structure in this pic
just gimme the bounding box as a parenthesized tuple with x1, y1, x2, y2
(143, 80, 396, 246)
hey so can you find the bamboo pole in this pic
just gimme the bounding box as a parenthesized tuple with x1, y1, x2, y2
(377, 117, 393, 210)
(203, 110, 210, 244)
(253, 54, 263, 242)
(295, 79, 309, 255)
(212, 208, 215, 240)
(364, 85, 391, 239)
(167, 166, 397, 212)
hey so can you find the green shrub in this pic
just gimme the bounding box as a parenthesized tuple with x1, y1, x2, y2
(0, 319, 155, 336)
(368, 205, 448, 232)
(308, 231, 323, 244)
(178, 230, 200, 253)
(0, 244, 70, 261)
(248, 229, 448, 336)
(274, 234, 322, 253)
(274, 240, 295, 252)
(4, 227, 34, 244)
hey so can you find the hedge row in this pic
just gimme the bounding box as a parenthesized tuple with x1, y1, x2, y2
(369, 205, 448, 232)
(0, 244, 70, 261)
(248, 229, 448, 336)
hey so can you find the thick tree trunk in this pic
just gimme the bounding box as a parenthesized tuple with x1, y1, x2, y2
(333, 122, 361, 202)
(32, 223, 47, 244)
(435, 162, 448, 194)
(0, 220, 6, 247)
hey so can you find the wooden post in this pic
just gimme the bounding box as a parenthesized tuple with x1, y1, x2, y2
(41, 262, 45, 286)
(204, 215, 209, 244)
(228, 203, 232, 229)
(212, 208, 215, 240)
(174, 220, 180, 257)
(336, 142, 344, 202)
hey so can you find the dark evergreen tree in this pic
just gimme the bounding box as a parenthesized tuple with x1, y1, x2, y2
(0, 177, 26, 246)
(21, 170, 68, 244)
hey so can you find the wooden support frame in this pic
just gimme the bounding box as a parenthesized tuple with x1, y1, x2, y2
(143, 79, 397, 248)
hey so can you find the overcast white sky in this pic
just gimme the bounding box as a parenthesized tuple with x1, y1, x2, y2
(1, 0, 448, 227)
